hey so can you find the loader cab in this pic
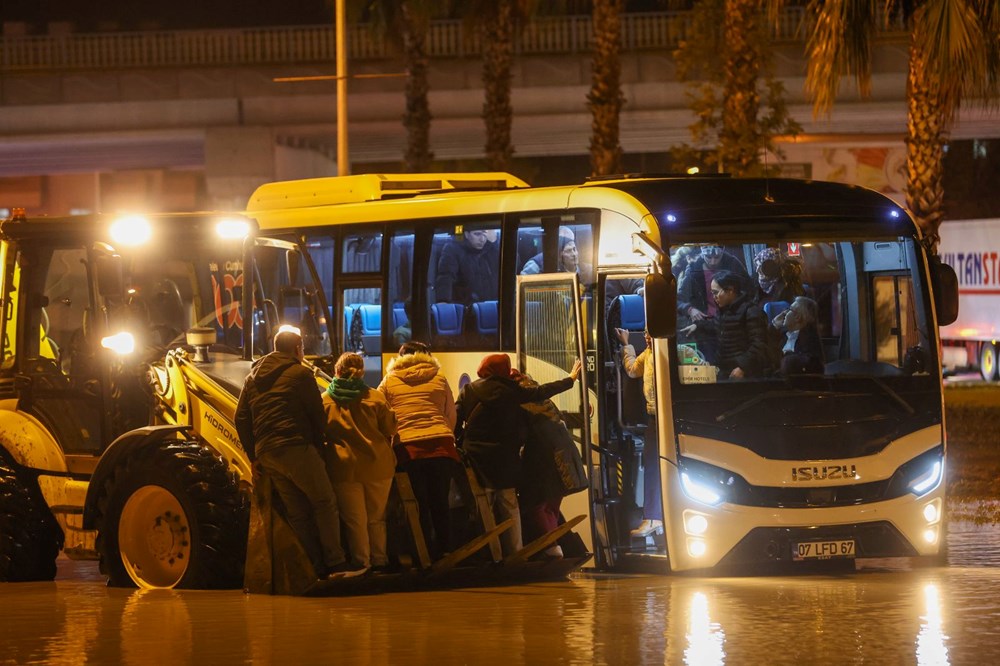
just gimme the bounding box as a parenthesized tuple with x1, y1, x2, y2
(0, 217, 132, 456)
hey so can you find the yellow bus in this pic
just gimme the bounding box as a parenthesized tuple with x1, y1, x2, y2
(246, 173, 958, 574)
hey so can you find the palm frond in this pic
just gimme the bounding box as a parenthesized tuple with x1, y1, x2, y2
(804, 0, 880, 116)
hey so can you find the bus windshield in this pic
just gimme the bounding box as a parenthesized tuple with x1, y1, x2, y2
(668, 237, 941, 458)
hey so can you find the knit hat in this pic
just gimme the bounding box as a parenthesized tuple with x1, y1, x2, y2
(753, 247, 784, 273)
(477, 353, 511, 378)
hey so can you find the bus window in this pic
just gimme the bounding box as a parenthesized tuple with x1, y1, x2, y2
(428, 220, 501, 350)
(387, 231, 414, 350)
(516, 213, 596, 287)
(671, 239, 934, 384)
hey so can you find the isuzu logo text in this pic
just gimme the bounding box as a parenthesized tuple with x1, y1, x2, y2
(791, 464, 858, 481)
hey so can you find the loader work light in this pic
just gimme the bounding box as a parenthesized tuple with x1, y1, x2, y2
(110, 215, 152, 246)
(216, 218, 250, 240)
(101, 331, 135, 354)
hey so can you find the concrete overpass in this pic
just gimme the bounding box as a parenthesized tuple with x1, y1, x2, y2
(1, 11, 997, 214)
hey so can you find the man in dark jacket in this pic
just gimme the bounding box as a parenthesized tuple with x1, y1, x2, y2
(434, 230, 499, 305)
(677, 245, 749, 364)
(235, 328, 363, 579)
(456, 353, 581, 556)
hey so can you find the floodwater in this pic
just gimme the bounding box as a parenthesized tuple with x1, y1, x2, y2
(2, 520, 998, 665)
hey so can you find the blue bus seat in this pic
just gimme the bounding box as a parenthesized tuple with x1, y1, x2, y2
(357, 304, 381, 336)
(763, 300, 790, 322)
(617, 293, 645, 331)
(431, 302, 465, 337)
(471, 300, 499, 335)
(392, 303, 409, 330)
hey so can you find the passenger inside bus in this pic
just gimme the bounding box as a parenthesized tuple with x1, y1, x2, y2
(772, 295, 824, 375)
(676, 244, 749, 365)
(433, 229, 499, 306)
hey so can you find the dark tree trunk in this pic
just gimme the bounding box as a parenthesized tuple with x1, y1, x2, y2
(588, 0, 626, 177)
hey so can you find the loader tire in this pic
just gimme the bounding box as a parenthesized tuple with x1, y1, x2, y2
(96, 439, 248, 589)
(0, 457, 61, 582)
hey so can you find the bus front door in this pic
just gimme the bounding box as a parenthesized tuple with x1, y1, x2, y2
(515, 274, 593, 558)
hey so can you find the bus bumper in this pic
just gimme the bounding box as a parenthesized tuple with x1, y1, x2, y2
(663, 468, 946, 572)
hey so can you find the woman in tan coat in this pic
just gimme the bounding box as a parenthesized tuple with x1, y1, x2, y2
(323, 352, 397, 572)
(377, 341, 460, 560)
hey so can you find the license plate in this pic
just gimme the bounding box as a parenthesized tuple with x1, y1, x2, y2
(793, 539, 855, 561)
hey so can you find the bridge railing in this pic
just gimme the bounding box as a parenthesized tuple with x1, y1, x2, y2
(0, 8, 905, 73)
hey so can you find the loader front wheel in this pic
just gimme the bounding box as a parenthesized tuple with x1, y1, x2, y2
(96, 439, 248, 589)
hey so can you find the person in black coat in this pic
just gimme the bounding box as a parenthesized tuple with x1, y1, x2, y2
(514, 370, 588, 558)
(235, 328, 361, 579)
(434, 230, 499, 305)
(677, 245, 749, 363)
(772, 296, 824, 375)
(456, 353, 581, 556)
(681, 270, 770, 379)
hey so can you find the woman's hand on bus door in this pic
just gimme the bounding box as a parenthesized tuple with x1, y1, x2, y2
(570, 359, 583, 381)
(615, 327, 630, 345)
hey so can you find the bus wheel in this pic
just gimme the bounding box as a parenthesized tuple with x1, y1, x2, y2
(96, 440, 248, 589)
(0, 456, 62, 582)
(980, 342, 999, 382)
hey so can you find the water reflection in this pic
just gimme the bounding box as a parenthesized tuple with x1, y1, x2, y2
(917, 584, 949, 666)
(1, 520, 997, 665)
(684, 591, 725, 666)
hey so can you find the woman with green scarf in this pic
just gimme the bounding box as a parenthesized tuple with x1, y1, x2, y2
(322, 352, 397, 573)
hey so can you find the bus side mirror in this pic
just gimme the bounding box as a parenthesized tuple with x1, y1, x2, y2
(644, 272, 676, 338)
(929, 255, 959, 326)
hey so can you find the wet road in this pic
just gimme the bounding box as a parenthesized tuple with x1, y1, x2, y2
(2, 519, 998, 665)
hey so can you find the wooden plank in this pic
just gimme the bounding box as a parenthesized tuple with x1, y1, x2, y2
(394, 471, 432, 569)
(465, 466, 503, 562)
(503, 515, 586, 566)
(431, 519, 513, 573)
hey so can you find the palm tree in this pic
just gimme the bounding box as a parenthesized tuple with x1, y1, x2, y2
(673, 0, 800, 176)
(463, 0, 542, 172)
(348, 0, 447, 172)
(588, 0, 626, 176)
(796, 0, 999, 248)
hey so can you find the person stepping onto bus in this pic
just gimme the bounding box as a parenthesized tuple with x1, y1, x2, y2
(322, 352, 397, 575)
(378, 341, 462, 561)
(615, 327, 663, 538)
(513, 370, 589, 559)
(456, 353, 582, 557)
(235, 328, 365, 581)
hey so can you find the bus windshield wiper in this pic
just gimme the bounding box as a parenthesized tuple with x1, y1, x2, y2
(831, 373, 915, 415)
(715, 390, 834, 424)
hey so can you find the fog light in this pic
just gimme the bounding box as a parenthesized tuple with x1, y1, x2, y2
(688, 538, 707, 558)
(685, 513, 708, 536)
(923, 528, 938, 545)
(923, 503, 938, 523)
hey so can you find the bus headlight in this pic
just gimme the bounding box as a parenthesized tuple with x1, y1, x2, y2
(681, 472, 722, 506)
(101, 331, 135, 355)
(923, 502, 939, 524)
(684, 511, 709, 536)
(909, 461, 943, 496)
(687, 538, 707, 558)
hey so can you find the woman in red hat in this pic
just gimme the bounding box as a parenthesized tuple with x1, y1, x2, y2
(456, 353, 581, 556)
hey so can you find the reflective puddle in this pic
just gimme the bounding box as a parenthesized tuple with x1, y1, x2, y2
(1, 518, 998, 665)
